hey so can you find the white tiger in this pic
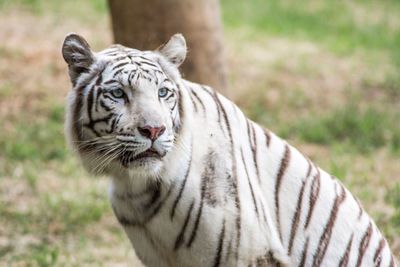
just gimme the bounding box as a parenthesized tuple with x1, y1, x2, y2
(62, 33, 397, 267)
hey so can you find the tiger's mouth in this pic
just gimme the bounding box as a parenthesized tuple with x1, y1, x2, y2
(119, 148, 163, 167)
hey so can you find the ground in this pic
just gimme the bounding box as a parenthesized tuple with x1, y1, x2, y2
(0, 0, 399, 266)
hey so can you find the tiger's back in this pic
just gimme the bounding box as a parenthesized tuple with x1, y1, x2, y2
(62, 33, 397, 266)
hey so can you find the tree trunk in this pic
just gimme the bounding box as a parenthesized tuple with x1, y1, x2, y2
(108, 0, 227, 93)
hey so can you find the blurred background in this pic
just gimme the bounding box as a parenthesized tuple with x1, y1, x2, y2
(0, 0, 399, 265)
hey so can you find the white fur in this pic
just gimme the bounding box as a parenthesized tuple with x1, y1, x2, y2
(63, 34, 397, 267)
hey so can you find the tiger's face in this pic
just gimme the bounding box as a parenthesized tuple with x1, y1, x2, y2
(62, 34, 187, 177)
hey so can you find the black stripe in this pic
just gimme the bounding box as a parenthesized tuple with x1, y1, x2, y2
(213, 219, 226, 267)
(265, 129, 271, 147)
(115, 214, 138, 227)
(240, 148, 259, 217)
(353, 196, 363, 220)
(304, 168, 321, 229)
(165, 93, 175, 102)
(128, 70, 137, 87)
(373, 238, 386, 267)
(176, 86, 184, 133)
(112, 61, 129, 71)
(299, 237, 310, 267)
(85, 113, 114, 125)
(246, 120, 260, 184)
(95, 69, 103, 85)
(171, 100, 178, 112)
(86, 85, 95, 121)
(139, 60, 159, 69)
(162, 78, 172, 84)
(191, 89, 206, 114)
(288, 177, 308, 254)
(355, 222, 373, 267)
(246, 119, 253, 147)
(189, 93, 198, 112)
(305, 159, 313, 177)
(174, 200, 195, 250)
(251, 123, 260, 183)
(339, 233, 354, 267)
(103, 79, 119, 85)
(201, 86, 222, 124)
(106, 117, 117, 134)
(259, 199, 269, 225)
(137, 55, 160, 68)
(144, 183, 162, 209)
(115, 183, 174, 227)
(186, 196, 204, 247)
(113, 68, 123, 77)
(112, 203, 138, 227)
(275, 144, 291, 239)
(101, 95, 118, 105)
(73, 85, 86, 142)
(170, 142, 193, 219)
(202, 151, 219, 207)
(103, 51, 119, 56)
(188, 149, 219, 247)
(225, 238, 233, 263)
(94, 88, 102, 112)
(311, 184, 346, 267)
(99, 99, 112, 112)
(143, 183, 175, 224)
(111, 56, 128, 62)
(216, 94, 241, 261)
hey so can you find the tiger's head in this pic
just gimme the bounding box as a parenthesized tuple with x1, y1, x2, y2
(62, 33, 187, 178)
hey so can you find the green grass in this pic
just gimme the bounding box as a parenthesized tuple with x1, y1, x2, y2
(0, 167, 112, 265)
(28, 244, 59, 267)
(385, 183, 400, 240)
(222, 0, 400, 63)
(0, 0, 107, 12)
(0, 0, 107, 22)
(243, 90, 400, 154)
(0, 190, 108, 234)
(4, 243, 59, 267)
(280, 104, 400, 153)
(0, 105, 66, 162)
(388, 184, 400, 228)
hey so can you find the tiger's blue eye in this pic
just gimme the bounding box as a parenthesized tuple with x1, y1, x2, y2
(111, 88, 125, 98)
(158, 87, 169, 98)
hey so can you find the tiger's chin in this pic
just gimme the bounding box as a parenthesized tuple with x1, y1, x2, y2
(79, 148, 166, 179)
(117, 149, 166, 178)
(119, 150, 163, 167)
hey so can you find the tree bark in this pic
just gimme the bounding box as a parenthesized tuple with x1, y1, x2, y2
(108, 0, 227, 93)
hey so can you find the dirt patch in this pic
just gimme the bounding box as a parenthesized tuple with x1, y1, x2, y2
(0, 9, 112, 121)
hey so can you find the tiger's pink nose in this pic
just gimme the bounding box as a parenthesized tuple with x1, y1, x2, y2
(137, 125, 166, 141)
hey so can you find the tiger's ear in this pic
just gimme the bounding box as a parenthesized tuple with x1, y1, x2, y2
(157, 33, 187, 67)
(62, 33, 94, 85)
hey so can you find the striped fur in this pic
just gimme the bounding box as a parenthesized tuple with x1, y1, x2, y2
(63, 33, 397, 267)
